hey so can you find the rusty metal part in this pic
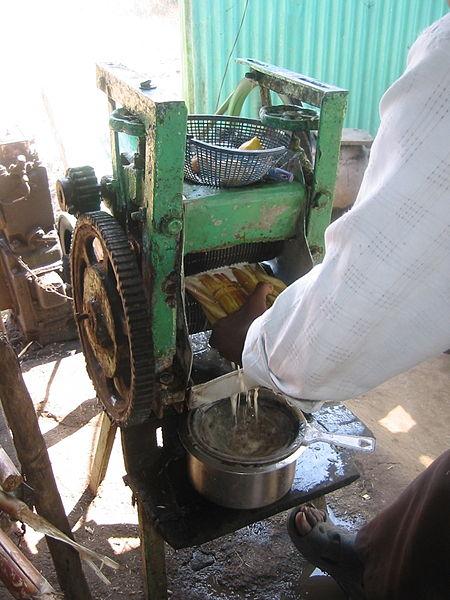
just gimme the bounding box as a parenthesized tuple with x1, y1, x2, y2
(0, 166, 53, 241)
(82, 265, 118, 377)
(71, 211, 155, 426)
(56, 166, 101, 215)
(0, 238, 75, 344)
(0, 155, 30, 203)
(57, 212, 76, 256)
(0, 140, 75, 344)
(0, 128, 33, 166)
(0, 527, 59, 599)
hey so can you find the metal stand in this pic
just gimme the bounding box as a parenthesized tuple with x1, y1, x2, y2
(89, 404, 371, 599)
(138, 502, 168, 600)
(89, 412, 168, 599)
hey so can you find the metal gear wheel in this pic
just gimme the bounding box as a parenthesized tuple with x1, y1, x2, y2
(56, 165, 101, 215)
(70, 211, 155, 426)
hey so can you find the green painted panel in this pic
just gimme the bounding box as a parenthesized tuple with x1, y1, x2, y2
(183, 181, 306, 253)
(181, 0, 448, 134)
(147, 103, 187, 361)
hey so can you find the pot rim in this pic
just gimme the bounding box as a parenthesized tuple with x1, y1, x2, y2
(180, 391, 308, 472)
(180, 423, 307, 474)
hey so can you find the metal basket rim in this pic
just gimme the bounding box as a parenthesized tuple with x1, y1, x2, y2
(187, 114, 277, 125)
(187, 114, 291, 137)
(186, 137, 288, 156)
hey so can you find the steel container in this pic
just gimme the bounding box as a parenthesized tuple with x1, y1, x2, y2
(181, 390, 375, 509)
(183, 431, 305, 510)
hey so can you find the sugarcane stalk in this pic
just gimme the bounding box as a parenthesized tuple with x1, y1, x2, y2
(0, 527, 60, 599)
(184, 280, 227, 321)
(215, 273, 248, 302)
(213, 288, 243, 313)
(248, 264, 287, 294)
(0, 490, 119, 584)
(199, 274, 244, 314)
(198, 273, 222, 294)
(233, 265, 282, 308)
(187, 264, 287, 323)
(231, 266, 259, 295)
(0, 333, 93, 599)
(0, 447, 23, 492)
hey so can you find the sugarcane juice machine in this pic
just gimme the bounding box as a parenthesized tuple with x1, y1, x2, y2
(61, 59, 349, 596)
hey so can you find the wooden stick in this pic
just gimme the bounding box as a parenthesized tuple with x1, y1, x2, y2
(0, 490, 119, 582)
(0, 333, 93, 599)
(17, 341, 34, 359)
(0, 446, 23, 492)
(0, 316, 6, 336)
(89, 412, 117, 496)
(0, 527, 60, 599)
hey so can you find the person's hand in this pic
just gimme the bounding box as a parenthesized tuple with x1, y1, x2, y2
(210, 282, 272, 364)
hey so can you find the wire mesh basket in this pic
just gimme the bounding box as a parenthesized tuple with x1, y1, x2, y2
(184, 115, 291, 188)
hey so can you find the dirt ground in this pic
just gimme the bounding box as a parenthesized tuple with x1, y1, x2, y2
(1, 337, 447, 600)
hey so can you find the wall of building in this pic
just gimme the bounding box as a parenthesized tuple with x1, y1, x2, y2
(181, 0, 448, 134)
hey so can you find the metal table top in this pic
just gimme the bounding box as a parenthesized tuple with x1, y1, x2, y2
(122, 403, 371, 550)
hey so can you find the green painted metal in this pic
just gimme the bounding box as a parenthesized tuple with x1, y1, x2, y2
(230, 59, 347, 261)
(307, 92, 347, 258)
(94, 59, 346, 405)
(183, 182, 306, 253)
(181, 0, 448, 135)
(97, 64, 187, 370)
(109, 108, 146, 137)
(147, 103, 187, 363)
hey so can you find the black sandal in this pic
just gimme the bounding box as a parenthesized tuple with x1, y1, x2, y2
(288, 505, 366, 599)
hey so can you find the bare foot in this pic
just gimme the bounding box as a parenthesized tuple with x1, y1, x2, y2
(295, 504, 327, 536)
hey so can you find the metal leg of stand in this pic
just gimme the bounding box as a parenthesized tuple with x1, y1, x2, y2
(138, 502, 168, 600)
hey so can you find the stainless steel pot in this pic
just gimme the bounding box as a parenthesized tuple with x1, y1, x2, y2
(180, 390, 375, 510)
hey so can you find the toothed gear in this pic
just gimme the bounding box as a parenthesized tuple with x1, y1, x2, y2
(70, 211, 155, 426)
(56, 165, 101, 215)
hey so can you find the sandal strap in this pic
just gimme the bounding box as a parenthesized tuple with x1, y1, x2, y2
(306, 522, 360, 567)
(288, 507, 366, 599)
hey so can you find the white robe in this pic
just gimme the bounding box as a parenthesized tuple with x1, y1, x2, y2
(242, 13, 450, 410)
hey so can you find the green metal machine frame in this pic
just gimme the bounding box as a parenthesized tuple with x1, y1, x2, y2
(62, 57, 349, 599)
(68, 58, 347, 423)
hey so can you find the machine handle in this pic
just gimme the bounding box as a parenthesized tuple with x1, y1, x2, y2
(304, 424, 376, 453)
(259, 105, 320, 132)
(109, 108, 146, 137)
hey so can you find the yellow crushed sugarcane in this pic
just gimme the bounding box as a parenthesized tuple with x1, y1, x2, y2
(185, 264, 287, 326)
(184, 279, 227, 323)
(199, 273, 245, 314)
(231, 266, 259, 294)
(215, 273, 248, 303)
(232, 265, 281, 308)
(248, 264, 287, 294)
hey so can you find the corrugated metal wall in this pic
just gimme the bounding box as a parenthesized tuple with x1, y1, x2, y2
(181, 0, 448, 134)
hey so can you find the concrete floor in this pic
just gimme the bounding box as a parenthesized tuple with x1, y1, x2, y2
(10, 343, 450, 599)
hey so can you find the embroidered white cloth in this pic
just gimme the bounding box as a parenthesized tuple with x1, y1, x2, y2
(242, 14, 450, 410)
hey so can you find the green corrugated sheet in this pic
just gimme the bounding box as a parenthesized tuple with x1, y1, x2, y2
(181, 0, 448, 134)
